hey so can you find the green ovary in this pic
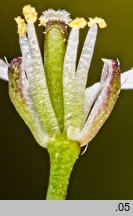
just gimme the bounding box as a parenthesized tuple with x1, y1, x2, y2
(44, 25, 65, 132)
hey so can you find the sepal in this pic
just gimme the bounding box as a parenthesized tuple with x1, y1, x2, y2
(76, 59, 121, 146)
(8, 57, 48, 148)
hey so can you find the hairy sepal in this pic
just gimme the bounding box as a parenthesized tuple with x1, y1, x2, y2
(76, 59, 121, 146)
(8, 57, 48, 148)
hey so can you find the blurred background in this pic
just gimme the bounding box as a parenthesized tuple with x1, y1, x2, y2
(0, 0, 133, 200)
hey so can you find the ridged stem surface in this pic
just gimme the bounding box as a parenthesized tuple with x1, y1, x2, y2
(46, 134, 80, 200)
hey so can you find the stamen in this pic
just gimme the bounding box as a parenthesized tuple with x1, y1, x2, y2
(68, 18, 87, 28)
(15, 16, 27, 36)
(88, 17, 107, 28)
(39, 9, 71, 26)
(75, 23, 98, 126)
(23, 5, 37, 23)
(19, 25, 60, 136)
(63, 27, 80, 131)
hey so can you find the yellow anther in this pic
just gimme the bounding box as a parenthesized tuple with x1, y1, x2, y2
(38, 16, 47, 26)
(88, 17, 107, 28)
(15, 16, 27, 36)
(23, 5, 37, 23)
(68, 17, 87, 28)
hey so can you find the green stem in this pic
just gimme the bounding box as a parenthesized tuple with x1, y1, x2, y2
(46, 134, 81, 200)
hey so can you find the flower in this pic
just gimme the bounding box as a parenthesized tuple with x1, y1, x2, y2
(0, 5, 133, 199)
(0, 5, 132, 147)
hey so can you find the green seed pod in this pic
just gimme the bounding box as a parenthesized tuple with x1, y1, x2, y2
(39, 9, 71, 132)
(44, 24, 66, 131)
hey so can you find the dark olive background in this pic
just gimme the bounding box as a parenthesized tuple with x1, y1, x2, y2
(0, 0, 133, 200)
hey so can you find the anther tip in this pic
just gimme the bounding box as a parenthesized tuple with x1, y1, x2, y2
(68, 17, 87, 28)
(15, 16, 27, 36)
(23, 5, 38, 23)
(88, 17, 107, 28)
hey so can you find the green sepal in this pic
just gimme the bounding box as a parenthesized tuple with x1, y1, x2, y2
(8, 57, 48, 148)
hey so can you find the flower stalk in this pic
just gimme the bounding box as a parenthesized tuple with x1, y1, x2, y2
(46, 134, 80, 200)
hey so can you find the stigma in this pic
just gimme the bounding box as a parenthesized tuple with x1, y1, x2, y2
(39, 9, 71, 27)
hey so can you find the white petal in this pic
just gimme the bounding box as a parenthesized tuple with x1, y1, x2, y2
(0, 59, 8, 81)
(121, 69, 133, 89)
(84, 82, 101, 119)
